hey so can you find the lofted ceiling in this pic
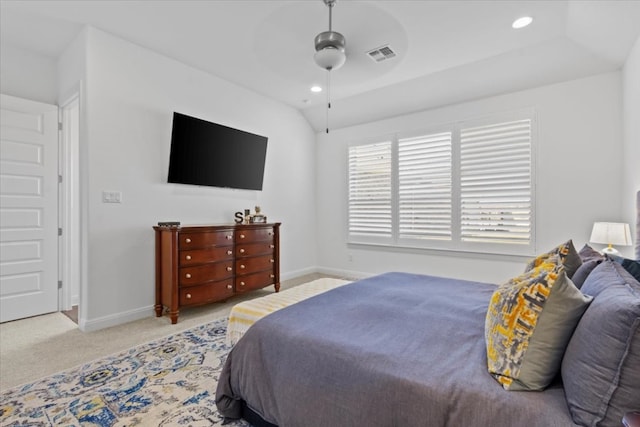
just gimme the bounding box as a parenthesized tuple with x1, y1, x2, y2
(1, 0, 639, 132)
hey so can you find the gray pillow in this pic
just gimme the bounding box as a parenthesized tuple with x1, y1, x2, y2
(581, 259, 639, 297)
(561, 260, 640, 427)
(578, 243, 604, 262)
(571, 258, 602, 289)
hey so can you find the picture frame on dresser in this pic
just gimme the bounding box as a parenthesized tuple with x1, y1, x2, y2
(153, 222, 281, 324)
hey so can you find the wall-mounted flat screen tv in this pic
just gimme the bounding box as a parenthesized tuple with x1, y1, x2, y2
(168, 112, 268, 191)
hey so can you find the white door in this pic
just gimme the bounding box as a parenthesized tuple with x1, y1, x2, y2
(0, 94, 59, 322)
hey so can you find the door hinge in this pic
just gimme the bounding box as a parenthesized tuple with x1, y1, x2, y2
(58, 227, 63, 236)
(58, 121, 63, 131)
(58, 280, 63, 289)
(58, 175, 63, 183)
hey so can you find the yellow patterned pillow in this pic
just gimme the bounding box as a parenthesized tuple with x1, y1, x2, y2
(524, 239, 582, 278)
(485, 255, 592, 390)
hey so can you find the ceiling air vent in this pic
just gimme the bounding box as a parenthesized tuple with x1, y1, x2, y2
(366, 45, 397, 63)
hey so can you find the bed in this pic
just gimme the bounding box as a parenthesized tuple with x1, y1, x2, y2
(216, 202, 640, 427)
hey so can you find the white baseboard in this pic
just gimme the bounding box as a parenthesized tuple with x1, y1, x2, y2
(79, 305, 154, 332)
(314, 266, 371, 280)
(77, 267, 369, 332)
(281, 266, 317, 281)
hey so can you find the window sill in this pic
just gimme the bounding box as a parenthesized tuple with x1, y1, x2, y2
(346, 240, 534, 263)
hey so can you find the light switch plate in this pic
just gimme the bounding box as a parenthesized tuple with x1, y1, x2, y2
(102, 191, 122, 203)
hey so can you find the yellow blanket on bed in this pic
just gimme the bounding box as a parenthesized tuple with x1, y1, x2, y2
(226, 277, 351, 346)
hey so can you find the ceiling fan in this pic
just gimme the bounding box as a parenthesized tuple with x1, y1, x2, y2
(313, 0, 346, 133)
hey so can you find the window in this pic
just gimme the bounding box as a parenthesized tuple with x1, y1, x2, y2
(459, 120, 532, 246)
(347, 112, 535, 255)
(348, 140, 392, 240)
(398, 132, 452, 241)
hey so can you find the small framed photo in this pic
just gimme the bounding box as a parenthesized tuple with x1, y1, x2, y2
(250, 215, 267, 224)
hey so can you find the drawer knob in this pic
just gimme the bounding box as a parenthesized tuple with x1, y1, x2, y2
(270, 244, 274, 249)
(185, 255, 192, 260)
(185, 273, 191, 279)
(268, 232, 273, 236)
(226, 266, 232, 272)
(240, 264, 246, 269)
(226, 235, 232, 240)
(186, 293, 192, 299)
(270, 274, 275, 278)
(239, 248, 245, 254)
(227, 250, 233, 255)
(240, 234, 245, 239)
(270, 259, 275, 263)
(240, 281, 246, 286)
(185, 238, 191, 243)
(227, 284, 233, 290)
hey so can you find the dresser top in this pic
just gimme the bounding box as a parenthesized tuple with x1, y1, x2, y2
(154, 222, 280, 231)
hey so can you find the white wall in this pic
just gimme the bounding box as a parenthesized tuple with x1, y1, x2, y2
(622, 36, 640, 259)
(0, 44, 58, 104)
(70, 28, 317, 330)
(316, 72, 624, 283)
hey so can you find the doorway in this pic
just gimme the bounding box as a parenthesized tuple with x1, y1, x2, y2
(59, 93, 81, 321)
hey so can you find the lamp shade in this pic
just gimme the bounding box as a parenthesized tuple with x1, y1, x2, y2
(590, 222, 632, 254)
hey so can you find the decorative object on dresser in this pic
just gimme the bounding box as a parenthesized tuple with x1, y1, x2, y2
(249, 205, 267, 223)
(154, 223, 280, 324)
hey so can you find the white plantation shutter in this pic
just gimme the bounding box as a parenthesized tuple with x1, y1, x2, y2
(347, 111, 535, 254)
(459, 119, 532, 245)
(348, 141, 392, 239)
(398, 132, 452, 240)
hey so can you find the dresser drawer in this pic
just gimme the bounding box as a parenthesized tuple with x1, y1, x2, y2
(180, 261, 234, 285)
(236, 241, 275, 258)
(180, 280, 234, 306)
(180, 247, 234, 266)
(179, 230, 234, 250)
(236, 254, 275, 275)
(236, 270, 276, 292)
(235, 227, 275, 244)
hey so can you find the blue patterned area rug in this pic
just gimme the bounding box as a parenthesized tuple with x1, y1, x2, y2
(0, 317, 249, 426)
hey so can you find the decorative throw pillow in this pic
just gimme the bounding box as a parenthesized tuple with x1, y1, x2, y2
(525, 239, 582, 278)
(578, 243, 605, 262)
(485, 255, 593, 390)
(561, 261, 640, 427)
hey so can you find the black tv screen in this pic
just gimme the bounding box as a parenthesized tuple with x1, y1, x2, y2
(168, 112, 268, 190)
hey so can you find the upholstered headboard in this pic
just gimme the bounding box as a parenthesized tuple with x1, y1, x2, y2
(636, 190, 639, 260)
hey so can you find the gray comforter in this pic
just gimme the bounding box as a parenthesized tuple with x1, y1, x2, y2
(216, 272, 577, 426)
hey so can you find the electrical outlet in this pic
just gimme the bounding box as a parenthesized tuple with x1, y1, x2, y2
(348, 253, 353, 262)
(102, 191, 122, 203)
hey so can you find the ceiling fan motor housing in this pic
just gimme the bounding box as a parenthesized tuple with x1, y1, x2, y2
(314, 30, 346, 52)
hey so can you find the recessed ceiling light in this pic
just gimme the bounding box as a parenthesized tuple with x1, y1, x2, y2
(310, 86, 323, 93)
(512, 16, 533, 29)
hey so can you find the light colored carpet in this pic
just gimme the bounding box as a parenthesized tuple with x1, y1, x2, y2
(0, 273, 336, 391)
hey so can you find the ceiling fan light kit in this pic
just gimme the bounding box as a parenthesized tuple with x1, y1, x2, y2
(314, 45, 346, 71)
(313, 0, 346, 133)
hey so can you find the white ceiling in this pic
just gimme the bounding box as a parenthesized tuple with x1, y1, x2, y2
(1, 0, 639, 132)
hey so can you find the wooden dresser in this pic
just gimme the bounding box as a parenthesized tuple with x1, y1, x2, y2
(154, 223, 281, 324)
